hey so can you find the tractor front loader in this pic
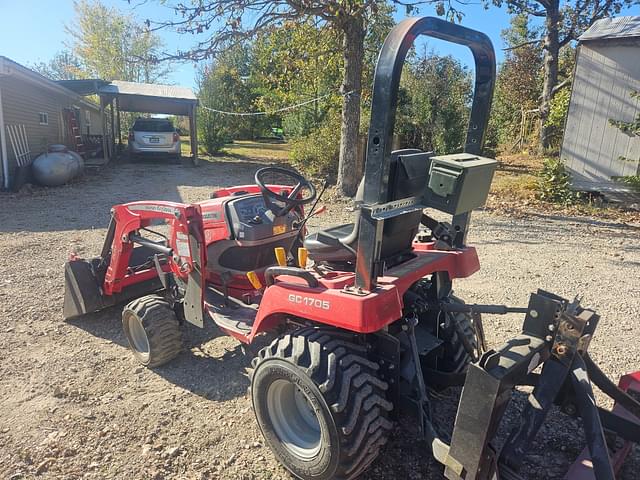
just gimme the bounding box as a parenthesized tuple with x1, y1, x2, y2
(63, 16, 640, 480)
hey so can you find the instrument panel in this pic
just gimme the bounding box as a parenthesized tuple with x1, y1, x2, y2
(231, 196, 269, 222)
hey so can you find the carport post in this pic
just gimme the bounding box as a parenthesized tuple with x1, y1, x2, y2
(109, 101, 116, 158)
(189, 103, 198, 165)
(115, 97, 121, 148)
(100, 96, 110, 163)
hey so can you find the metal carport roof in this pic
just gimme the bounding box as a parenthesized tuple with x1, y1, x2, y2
(56, 78, 199, 164)
(97, 80, 198, 115)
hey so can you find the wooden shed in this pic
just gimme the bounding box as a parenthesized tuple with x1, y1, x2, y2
(0, 56, 104, 190)
(561, 16, 640, 197)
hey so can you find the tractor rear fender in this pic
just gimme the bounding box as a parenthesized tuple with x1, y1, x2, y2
(248, 246, 480, 340)
(249, 281, 403, 340)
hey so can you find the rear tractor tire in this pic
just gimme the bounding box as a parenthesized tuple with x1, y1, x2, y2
(251, 328, 393, 480)
(434, 295, 479, 373)
(122, 295, 183, 368)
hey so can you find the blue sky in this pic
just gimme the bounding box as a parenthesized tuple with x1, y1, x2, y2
(0, 0, 634, 91)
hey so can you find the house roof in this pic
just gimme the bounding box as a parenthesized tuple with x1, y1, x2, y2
(0, 56, 101, 111)
(579, 16, 640, 41)
(57, 79, 110, 96)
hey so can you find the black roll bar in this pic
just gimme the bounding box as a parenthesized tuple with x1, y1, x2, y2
(355, 17, 496, 291)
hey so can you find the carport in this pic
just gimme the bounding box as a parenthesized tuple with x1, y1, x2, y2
(98, 81, 198, 165)
(59, 79, 199, 165)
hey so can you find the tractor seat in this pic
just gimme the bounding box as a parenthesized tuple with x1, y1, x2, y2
(304, 149, 432, 265)
(303, 223, 357, 263)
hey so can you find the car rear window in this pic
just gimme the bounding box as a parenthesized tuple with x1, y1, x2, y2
(132, 120, 174, 132)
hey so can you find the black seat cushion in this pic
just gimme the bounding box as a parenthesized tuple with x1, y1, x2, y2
(303, 223, 355, 263)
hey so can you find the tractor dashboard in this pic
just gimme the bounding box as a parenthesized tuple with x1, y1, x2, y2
(226, 194, 300, 242)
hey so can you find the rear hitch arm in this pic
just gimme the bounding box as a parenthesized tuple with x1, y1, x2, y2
(437, 302, 529, 315)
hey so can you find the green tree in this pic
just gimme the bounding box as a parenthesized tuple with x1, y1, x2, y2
(147, 0, 431, 196)
(395, 50, 473, 154)
(251, 20, 344, 138)
(32, 50, 85, 80)
(68, 0, 169, 83)
(197, 44, 265, 153)
(491, 14, 543, 148)
(480, 0, 639, 150)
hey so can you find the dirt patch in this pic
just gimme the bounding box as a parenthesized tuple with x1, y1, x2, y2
(0, 156, 638, 479)
(488, 154, 640, 224)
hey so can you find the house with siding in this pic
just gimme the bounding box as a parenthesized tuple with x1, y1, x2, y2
(561, 16, 640, 199)
(0, 56, 104, 189)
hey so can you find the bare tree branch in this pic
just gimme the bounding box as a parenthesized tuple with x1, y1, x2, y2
(503, 38, 544, 50)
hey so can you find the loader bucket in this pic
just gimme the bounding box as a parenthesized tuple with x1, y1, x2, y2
(63, 259, 107, 320)
(63, 257, 165, 320)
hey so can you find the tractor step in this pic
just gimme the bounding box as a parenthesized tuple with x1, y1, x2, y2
(204, 287, 257, 342)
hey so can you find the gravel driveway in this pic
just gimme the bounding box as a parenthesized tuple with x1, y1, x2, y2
(0, 158, 638, 479)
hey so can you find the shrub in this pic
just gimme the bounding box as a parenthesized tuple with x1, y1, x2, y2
(199, 110, 228, 154)
(289, 113, 341, 177)
(537, 157, 580, 205)
(618, 175, 640, 193)
(545, 88, 571, 150)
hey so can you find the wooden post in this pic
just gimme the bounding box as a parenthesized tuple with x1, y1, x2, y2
(189, 103, 198, 166)
(109, 100, 116, 160)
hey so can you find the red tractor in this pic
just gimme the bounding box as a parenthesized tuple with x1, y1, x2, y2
(64, 17, 640, 480)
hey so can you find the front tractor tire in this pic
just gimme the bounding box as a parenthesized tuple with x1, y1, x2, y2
(122, 295, 183, 368)
(251, 328, 393, 480)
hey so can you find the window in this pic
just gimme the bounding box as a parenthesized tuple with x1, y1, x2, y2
(38, 112, 48, 125)
(85, 110, 91, 126)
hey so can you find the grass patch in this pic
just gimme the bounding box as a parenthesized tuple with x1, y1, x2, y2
(489, 154, 539, 204)
(222, 140, 291, 162)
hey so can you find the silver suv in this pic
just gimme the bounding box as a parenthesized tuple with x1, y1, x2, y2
(128, 118, 181, 161)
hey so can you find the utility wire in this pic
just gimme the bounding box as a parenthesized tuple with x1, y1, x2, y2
(199, 90, 356, 116)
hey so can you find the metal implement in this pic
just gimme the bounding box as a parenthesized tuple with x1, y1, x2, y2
(439, 291, 640, 480)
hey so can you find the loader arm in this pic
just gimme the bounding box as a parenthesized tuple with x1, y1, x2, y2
(104, 201, 205, 295)
(63, 200, 207, 322)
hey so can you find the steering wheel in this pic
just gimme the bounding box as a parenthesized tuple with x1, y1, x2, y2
(255, 167, 316, 217)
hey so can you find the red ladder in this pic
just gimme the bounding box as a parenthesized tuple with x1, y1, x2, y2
(63, 108, 85, 157)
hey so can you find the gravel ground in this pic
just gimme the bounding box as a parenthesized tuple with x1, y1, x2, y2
(0, 157, 638, 480)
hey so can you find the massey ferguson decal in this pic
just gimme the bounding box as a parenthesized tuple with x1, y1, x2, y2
(128, 204, 180, 216)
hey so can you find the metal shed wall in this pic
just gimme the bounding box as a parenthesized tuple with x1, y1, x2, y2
(561, 39, 640, 191)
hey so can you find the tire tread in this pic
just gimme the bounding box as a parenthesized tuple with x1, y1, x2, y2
(253, 327, 392, 480)
(122, 295, 183, 368)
